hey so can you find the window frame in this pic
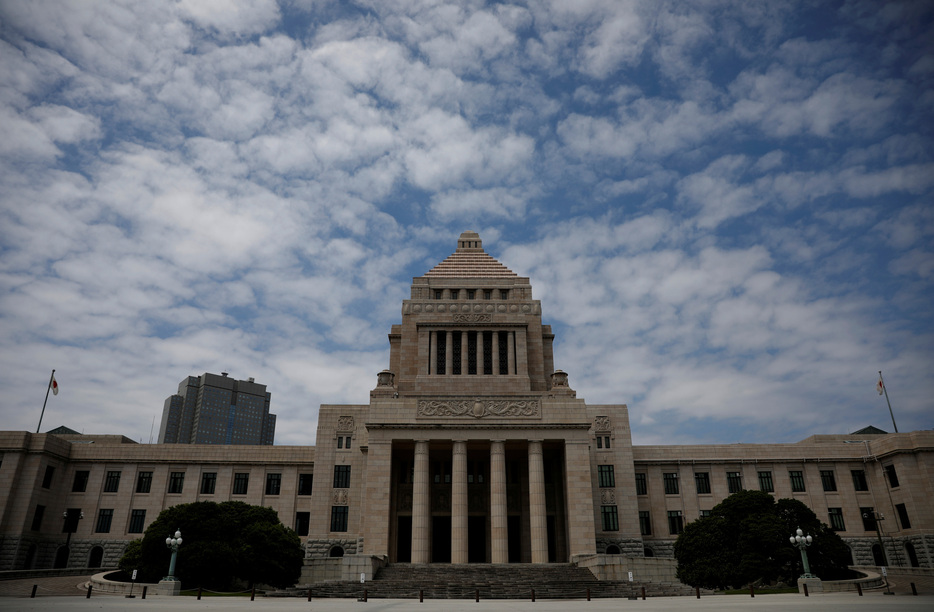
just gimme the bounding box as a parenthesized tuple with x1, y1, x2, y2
(757, 471, 773, 492)
(635, 473, 647, 495)
(667, 510, 683, 535)
(601, 505, 619, 531)
(72, 470, 90, 493)
(128, 509, 146, 534)
(96, 509, 114, 533)
(232, 472, 250, 495)
(789, 470, 806, 492)
(298, 473, 313, 496)
(663, 472, 679, 495)
(333, 465, 351, 489)
(726, 471, 743, 494)
(694, 472, 711, 494)
(103, 470, 121, 493)
(200, 472, 217, 495)
(639, 510, 651, 536)
(884, 464, 900, 488)
(330, 506, 349, 532)
(265, 473, 282, 496)
(135, 471, 152, 494)
(828, 507, 845, 531)
(851, 469, 869, 491)
(167, 471, 185, 494)
(597, 465, 616, 488)
(820, 470, 837, 492)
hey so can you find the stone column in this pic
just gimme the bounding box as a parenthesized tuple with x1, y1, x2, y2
(528, 440, 548, 563)
(412, 440, 431, 564)
(451, 440, 468, 564)
(460, 331, 468, 375)
(564, 439, 597, 559)
(507, 332, 515, 375)
(492, 330, 500, 375)
(490, 440, 508, 563)
(444, 331, 452, 375)
(478, 330, 485, 375)
(361, 439, 393, 558)
(429, 330, 437, 375)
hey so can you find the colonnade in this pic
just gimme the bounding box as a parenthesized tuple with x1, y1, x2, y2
(428, 330, 517, 376)
(409, 439, 550, 564)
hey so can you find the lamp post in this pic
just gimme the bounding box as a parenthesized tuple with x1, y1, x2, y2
(164, 529, 182, 581)
(789, 527, 816, 579)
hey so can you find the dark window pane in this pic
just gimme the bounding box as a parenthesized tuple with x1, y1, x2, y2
(136, 471, 152, 494)
(298, 473, 313, 496)
(635, 473, 647, 495)
(96, 509, 113, 533)
(104, 471, 121, 493)
(694, 472, 710, 494)
(200, 472, 216, 494)
(129, 509, 146, 534)
(265, 473, 281, 495)
(72, 471, 89, 492)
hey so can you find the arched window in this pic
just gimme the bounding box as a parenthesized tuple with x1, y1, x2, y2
(905, 542, 919, 568)
(643, 548, 654, 558)
(53, 545, 69, 569)
(605, 544, 621, 555)
(88, 546, 104, 568)
(329, 546, 344, 558)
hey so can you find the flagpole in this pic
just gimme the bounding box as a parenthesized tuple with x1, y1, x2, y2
(37, 369, 55, 434)
(879, 370, 898, 433)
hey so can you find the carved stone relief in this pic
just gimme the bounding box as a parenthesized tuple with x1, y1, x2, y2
(337, 416, 355, 432)
(601, 489, 616, 504)
(417, 397, 540, 419)
(333, 489, 349, 505)
(593, 416, 611, 432)
(452, 313, 492, 323)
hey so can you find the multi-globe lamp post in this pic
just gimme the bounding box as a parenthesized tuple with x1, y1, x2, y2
(789, 527, 816, 579)
(164, 529, 183, 582)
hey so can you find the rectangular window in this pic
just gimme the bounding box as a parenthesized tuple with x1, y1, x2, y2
(298, 473, 313, 496)
(603, 436, 611, 448)
(345, 436, 352, 449)
(96, 509, 113, 533)
(233, 472, 249, 495)
(828, 508, 845, 531)
(42, 466, 55, 489)
(598, 465, 616, 488)
(851, 470, 868, 491)
(635, 473, 647, 495)
(758, 471, 773, 492)
(668, 510, 683, 535)
(500, 290, 509, 299)
(727, 471, 743, 493)
(484, 290, 492, 300)
(639, 511, 652, 535)
(601, 505, 619, 531)
(295, 512, 310, 536)
(434, 290, 442, 300)
(820, 470, 837, 492)
(330, 506, 348, 532)
(450, 290, 458, 299)
(31, 505, 45, 531)
(128, 509, 146, 534)
(72, 470, 89, 492)
(789, 470, 806, 492)
(104, 470, 121, 493)
(694, 472, 711, 494)
(265, 473, 281, 495)
(200, 472, 216, 495)
(884, 464, 899, 488)
(663, 472, 679, 495)
(699, 510, 712, 518)
(467, 290, 475, 299)
(168, 472, 185, 494)
(136, 471, 152, 493)
(595, 436, 602, 449)
(337, 436, 343, 449)
(333, 465, 351, 489)
(895, 503, 911, 529)
(861, 507, 876, 531)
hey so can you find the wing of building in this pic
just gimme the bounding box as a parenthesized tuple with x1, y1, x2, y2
(1, 231, 931, 577)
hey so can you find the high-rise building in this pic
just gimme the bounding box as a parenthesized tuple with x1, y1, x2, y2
(158, 372, 275, 445)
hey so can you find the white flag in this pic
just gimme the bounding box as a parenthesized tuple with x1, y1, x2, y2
(876, 376, 884, 396)
(51, 374, 59, 396)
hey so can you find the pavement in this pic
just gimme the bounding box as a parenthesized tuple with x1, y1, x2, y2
(0, 573, 932, 612)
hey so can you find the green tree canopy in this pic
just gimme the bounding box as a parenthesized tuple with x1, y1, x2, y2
(121, 501, 303, 590)
(674, 490, 850, 589)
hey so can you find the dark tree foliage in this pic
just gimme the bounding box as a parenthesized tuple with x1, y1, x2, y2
(120, 501, 303, 590)
(674, 490, 850, 589)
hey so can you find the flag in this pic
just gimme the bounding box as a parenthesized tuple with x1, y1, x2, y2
(876, 376, 884, 396)
(51, 374, 59, 396)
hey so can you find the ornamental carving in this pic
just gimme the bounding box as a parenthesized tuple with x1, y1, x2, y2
(593, 416, 611, 432)
(333, 489, 349, 504)
(337, 416, 355, 432)
(601, 489, 616, 504)
(417, 397, 540, 419)
(452, 313, 492, 323)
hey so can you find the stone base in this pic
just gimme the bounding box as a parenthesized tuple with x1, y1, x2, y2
(797, 577, 822, 594)
(157, 579, 181, 596)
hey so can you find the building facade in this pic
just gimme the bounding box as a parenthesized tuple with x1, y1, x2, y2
(1, 232, 931, 577)
(158, 372, 275, 445)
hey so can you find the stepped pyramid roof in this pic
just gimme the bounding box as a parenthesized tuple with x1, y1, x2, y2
(424, 231, 518, 278)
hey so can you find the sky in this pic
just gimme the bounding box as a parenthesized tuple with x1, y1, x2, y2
(1, 0, 932, 447)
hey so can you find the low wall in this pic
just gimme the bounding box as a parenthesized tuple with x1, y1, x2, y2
(576, 555, 680, 583)
(89, 571, 158, 595)
(300, 554, 387, 585)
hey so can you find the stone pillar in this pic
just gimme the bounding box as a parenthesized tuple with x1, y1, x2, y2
(507, 332, 515, 375)
(490, 440, 508, 563)
(528, 440, 548, 563)
(444, 331, 452, 375)
(451, 440, 468, 564)
(492, 330, 500, 375)
(460, 331, 468, 375)
(564, 440, 597, 559)
(412, 440, 431, 564)
(429, 330, 437, 375)
(361, 439, 393, 557)
(478, 330, 485, 375)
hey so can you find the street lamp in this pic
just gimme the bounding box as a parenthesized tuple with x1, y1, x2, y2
(164, 529, 183, 582)
(789, 527, 816, 579)
(59, 509, 84, 568)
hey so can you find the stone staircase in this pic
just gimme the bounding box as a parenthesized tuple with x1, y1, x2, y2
(270, 563, 704, 599)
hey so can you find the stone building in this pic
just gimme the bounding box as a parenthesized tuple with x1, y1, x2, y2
(0, 231, 931, 579)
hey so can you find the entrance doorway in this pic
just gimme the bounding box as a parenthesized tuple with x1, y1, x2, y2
(396, 516, 412, 562)
(468, 516, 486, 562)
(507, 515, 521, 563)
(432, 516, 451, 562)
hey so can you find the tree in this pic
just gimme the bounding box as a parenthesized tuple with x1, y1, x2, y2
(674, 490, 850, 589)
(121, 501, 303, 590)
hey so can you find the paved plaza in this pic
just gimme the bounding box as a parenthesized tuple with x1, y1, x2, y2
(1, 574, 933, 612)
